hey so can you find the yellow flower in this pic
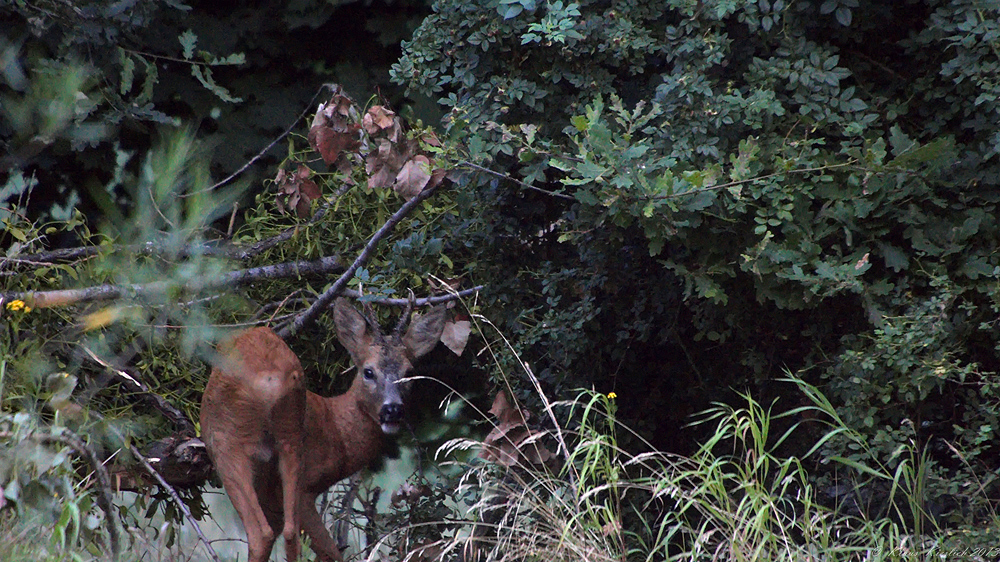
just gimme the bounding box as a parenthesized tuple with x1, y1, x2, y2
(5, 300, 31, 313)
(607, 392, 617, 399)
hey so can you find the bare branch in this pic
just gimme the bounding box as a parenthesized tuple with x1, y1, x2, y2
(280, 184, 441, 338)
(1, 245, 101, 266)
(338, 286, 483, 307)
(460, 160, 575, 200)
(3, 182, 351, 271)
(2, 255, 344, 309)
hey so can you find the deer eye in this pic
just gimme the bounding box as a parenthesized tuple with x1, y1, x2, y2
(363, 367, 376, 380)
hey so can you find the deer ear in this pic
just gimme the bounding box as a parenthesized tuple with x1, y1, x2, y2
(334, 298, 370, 359)
(403, 305, 447, 359)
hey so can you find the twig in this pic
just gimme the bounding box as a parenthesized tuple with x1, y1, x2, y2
(1, 245, 102, 267)
(646, 161, 857, 200)
(335, 475, 361, 553)
(4, 240, 231, 271)
(126, 440, 220, 562)
(362, 486, 382, 550)
(196, 84, 331, 195)
(280, 184, 441, 338)
(19, 430, 121, 561)
(461, 161, 575, 200)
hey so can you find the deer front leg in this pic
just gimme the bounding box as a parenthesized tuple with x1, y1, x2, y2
(300, 492, 345, 562)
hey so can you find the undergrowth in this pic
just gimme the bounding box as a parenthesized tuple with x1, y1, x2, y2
(373, 308, 1000, 562)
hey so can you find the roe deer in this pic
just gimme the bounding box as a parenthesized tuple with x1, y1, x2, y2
(200, 298, 447, 562)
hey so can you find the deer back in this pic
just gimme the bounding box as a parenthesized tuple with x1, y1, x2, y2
(201, 327, 306, 461)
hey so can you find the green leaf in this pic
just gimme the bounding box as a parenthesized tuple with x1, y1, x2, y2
(212, 53, 246, 66)
(876, 242, 908, 272)
(648, 234, 665, 256)
(549, 158, 574, 172)
(574, 189, 599, 205)
(575, 160, 607, 182)
(961, 256, 994, 280)
(835, 6, 852, 26)
(119, 51, 135, 95)
(191, 65, 243, 103)
(500, 4, 523, 19)
(890, 137, 956, 168)
(888, 125, 916, 157)
(138, 58, 158, 105)
(179, 30, 197, 60)
(8, 226, 27, 242)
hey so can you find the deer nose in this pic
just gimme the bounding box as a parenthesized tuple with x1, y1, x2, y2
(380, 403, 404, 425)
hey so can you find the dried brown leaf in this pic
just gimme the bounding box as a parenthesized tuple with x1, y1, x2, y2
(309, 124, 361, 165)
(480, 391, 555, 467)
(393, 155, 432, 200)
(275, 164, 322, 218)
(440, 319, 471, 356)
(363, 105, 396, 134)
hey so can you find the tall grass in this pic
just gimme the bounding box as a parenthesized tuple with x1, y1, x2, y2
(386, 310, 998, 562)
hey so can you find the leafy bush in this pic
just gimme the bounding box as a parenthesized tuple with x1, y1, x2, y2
(393, 0, 1000, 524)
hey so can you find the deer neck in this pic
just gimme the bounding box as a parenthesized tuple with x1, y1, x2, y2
(310, 376, 386, 481)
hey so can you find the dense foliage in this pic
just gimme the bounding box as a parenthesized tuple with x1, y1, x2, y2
(3, 0, 1000, 558)
(393, 0, 1000, 516)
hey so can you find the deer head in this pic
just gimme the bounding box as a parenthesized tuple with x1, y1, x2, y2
(333, 298, 446, 434)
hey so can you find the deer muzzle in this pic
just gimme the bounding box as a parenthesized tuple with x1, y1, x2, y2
(379, 402, 404, 434)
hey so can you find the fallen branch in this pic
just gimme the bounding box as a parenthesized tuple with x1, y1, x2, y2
(125, 440, 219, 562)
(2, 183, 350, 272)
(2, 255, 343, 309)
(84, 408, 221, 562)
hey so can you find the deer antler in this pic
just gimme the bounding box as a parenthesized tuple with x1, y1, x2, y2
(393, 290, 417, 338)
(360, 301, 382, 335)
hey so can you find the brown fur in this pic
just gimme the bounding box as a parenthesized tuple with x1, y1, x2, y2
(200, 299, 447, 562)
